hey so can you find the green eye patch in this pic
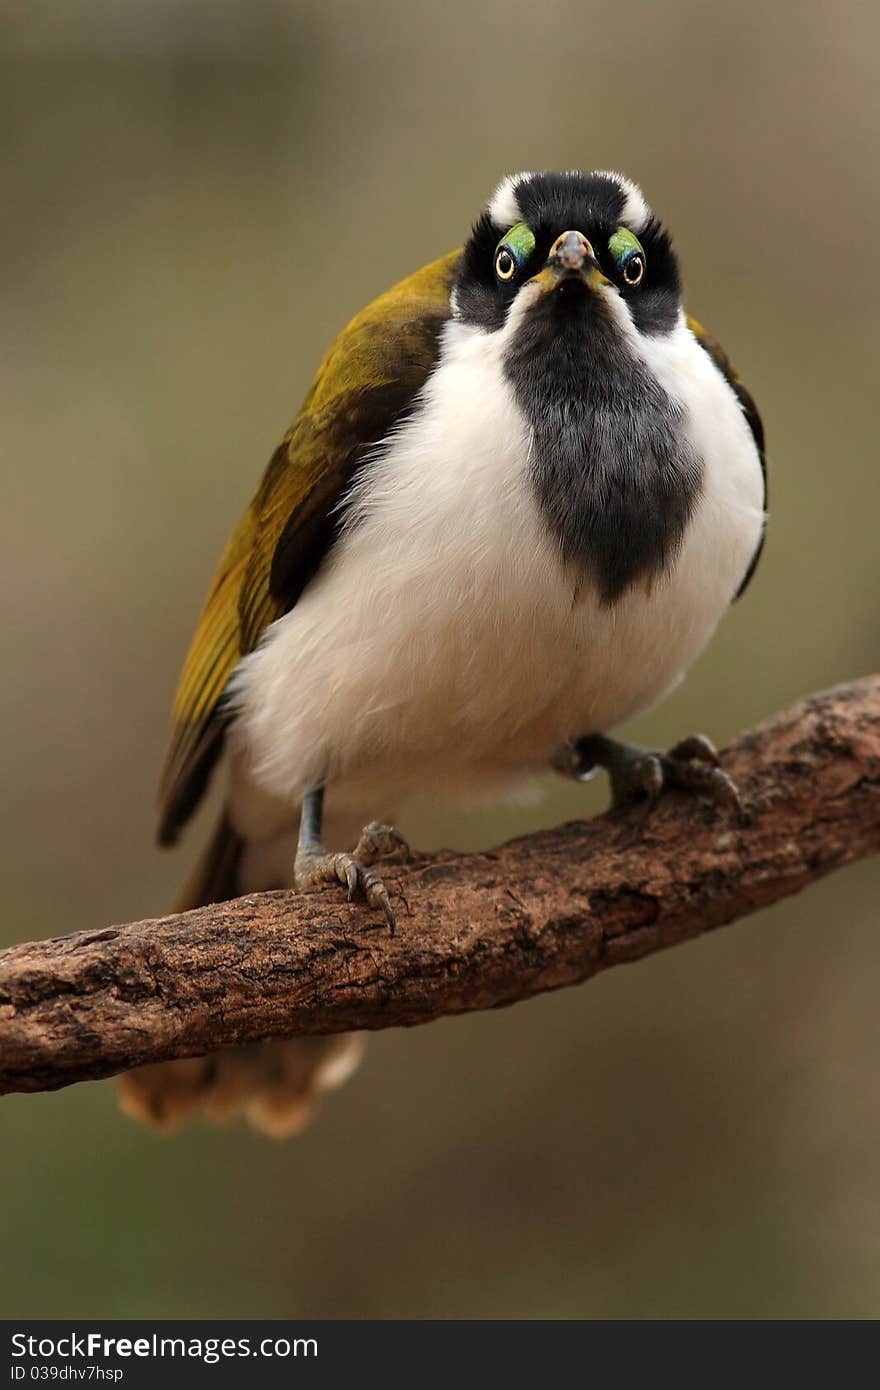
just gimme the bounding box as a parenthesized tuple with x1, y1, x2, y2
(609, 226, 645, 269)
(496, 221, 536, 268)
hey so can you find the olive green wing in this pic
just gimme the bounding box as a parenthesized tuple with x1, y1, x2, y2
(687, 315, 767, 599)
(158, 249, 461, 845)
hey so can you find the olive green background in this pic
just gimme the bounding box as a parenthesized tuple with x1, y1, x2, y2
(3, 0, 879, 1319)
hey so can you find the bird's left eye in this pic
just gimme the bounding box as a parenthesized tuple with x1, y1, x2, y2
(494, 221, 536, 284)
(622, 254, 645, 286)
(609, 227, 647, 289)
(495, 248, 516, 280)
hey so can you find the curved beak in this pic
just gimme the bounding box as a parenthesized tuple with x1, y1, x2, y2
(530, 230, 611, 294)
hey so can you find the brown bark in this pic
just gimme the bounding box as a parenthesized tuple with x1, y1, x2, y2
(2, 677, 879, 1098)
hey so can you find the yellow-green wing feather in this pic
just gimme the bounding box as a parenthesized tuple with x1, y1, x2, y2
(158, 249, 461, 844)
(687, 314, 767, 598)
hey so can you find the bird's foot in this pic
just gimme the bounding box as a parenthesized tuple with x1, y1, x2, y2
(560, 732, 740, 816)
(294, 821, 410, 933)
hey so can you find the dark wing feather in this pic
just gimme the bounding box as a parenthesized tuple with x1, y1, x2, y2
(687, 315, 767, 599)
(158, 250, 460, 845)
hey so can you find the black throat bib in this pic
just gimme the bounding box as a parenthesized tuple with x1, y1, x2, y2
(504, 292, 703, 603)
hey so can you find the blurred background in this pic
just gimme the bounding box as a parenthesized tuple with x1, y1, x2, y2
(3, 0, 879, 1319)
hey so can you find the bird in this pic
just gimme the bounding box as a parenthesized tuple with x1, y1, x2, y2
(118, 169, 766, 1138)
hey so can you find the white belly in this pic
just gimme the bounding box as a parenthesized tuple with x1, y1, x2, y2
(227, 315, 764, 838)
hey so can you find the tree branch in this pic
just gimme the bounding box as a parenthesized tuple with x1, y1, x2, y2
(2, 677, 879, 1098)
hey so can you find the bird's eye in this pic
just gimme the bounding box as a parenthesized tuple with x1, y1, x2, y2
(495, 248, 516, 281)
(609, 227, 647, 289)
(622, 254, 645, 287)
(494, 222, 536, 284)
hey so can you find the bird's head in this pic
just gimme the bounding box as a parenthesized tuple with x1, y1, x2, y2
(451, 171, 700, 603)
(453, 169, 682, 347)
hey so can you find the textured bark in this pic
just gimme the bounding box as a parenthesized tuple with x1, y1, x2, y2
(2, 677, 879, 1098)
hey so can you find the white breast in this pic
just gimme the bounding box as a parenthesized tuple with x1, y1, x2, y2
(227, 311, 765, 837)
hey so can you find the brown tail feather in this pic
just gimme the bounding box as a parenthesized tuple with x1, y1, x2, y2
(117, 809, 364, 1137)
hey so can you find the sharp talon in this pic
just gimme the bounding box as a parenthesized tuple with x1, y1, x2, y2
(342, 857, 359, 899)
(362, 869, 396, 935)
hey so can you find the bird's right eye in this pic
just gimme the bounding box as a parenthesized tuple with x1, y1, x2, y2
(493, 221, 536, 284)
(495, 248, 516, 280)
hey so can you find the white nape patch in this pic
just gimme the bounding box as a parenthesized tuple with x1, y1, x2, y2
(594, 169, 651, 232)
(227, 299, 764, 838)
(487, 172, 530, 229)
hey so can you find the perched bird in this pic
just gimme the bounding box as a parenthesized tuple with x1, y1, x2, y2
(119, 170, 766, 1137)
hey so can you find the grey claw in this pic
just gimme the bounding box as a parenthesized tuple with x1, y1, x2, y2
(364, 870, 397, 935)
(343, 857, 359, 899)
(380, 895, 397, 936)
